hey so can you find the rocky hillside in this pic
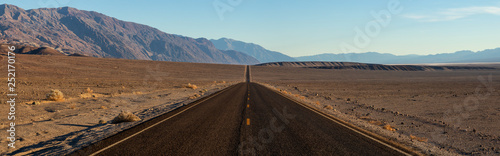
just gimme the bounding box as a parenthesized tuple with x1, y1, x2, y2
(257, 62, 497, 71)
(0, 43, 79, 56)
(0, 4, 259, 64)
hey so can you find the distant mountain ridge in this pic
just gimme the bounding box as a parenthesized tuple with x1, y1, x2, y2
(295, 48, 500, 64)
(210, 38, 297, 63)
(210, 37, 499, 64)
(0, 4, 259, 64)
(257, 61, 497, 71)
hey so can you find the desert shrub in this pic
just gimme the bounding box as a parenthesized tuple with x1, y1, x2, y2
(410, 135, 428, 142)
(369, 120, 383, 126)
(189, 93, 201, 99)
(383, 124, 396, 131)
(111, 111, 141, 123)
(85, 87, 93, 93)
(183, 83, 198, 89)
(46, 89, 64, 101)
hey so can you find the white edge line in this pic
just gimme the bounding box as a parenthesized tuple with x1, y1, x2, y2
(265, 84, 414, 156)
(89, 85, 235, 156)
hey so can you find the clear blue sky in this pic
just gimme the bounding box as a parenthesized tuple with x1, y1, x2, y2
(4, 0, 500, 57)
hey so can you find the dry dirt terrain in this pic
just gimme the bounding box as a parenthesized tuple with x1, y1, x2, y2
(251, 65, 500, 155)
(1, 53, 499, 155)
(0, 54, 245, 155)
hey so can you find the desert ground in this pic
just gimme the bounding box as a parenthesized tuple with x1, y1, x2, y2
(0, 54, 245, 155)
(251, 65, 500, 155)
(1, 54, 499, 155)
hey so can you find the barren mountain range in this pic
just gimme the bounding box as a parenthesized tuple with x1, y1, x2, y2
(209, 38, 499, 64)
(295, 49, 500, 64)
(210, 38, 297, 63)
(1, 4, 497, 65)
(0, 4, 259, 64)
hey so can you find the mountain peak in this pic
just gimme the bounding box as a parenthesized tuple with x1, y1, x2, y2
(56, 6, 79, 15)
(220, 37, 236, 42)
(0, 4, 25, 17)
(0, 4, 22, 10)
(210, 38, 297, 63)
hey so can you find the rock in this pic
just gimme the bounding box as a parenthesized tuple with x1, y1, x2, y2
(99, 120, 107, 125)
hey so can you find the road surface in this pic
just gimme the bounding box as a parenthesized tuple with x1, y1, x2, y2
(72, 66, 413, 155)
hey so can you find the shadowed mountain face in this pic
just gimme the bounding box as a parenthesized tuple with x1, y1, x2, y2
(210, 38, 297, 63)
(0, 4, 259, 64)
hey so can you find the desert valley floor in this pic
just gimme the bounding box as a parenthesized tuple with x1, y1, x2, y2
(0, 54, 499, 155)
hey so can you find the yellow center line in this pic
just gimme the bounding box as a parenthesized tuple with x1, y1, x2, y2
(246, 118, 250, 125)
(247, 104, 249, 108)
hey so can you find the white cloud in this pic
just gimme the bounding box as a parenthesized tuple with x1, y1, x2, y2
(402, 6, 500, 22)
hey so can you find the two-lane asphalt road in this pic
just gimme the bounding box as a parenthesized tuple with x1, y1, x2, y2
(72, 66, 413, 155)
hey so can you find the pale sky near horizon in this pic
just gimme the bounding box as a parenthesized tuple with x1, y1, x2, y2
(4, 0, 500, 57)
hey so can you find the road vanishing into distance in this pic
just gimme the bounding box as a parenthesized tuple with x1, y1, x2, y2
(72, 66, 414, 156)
